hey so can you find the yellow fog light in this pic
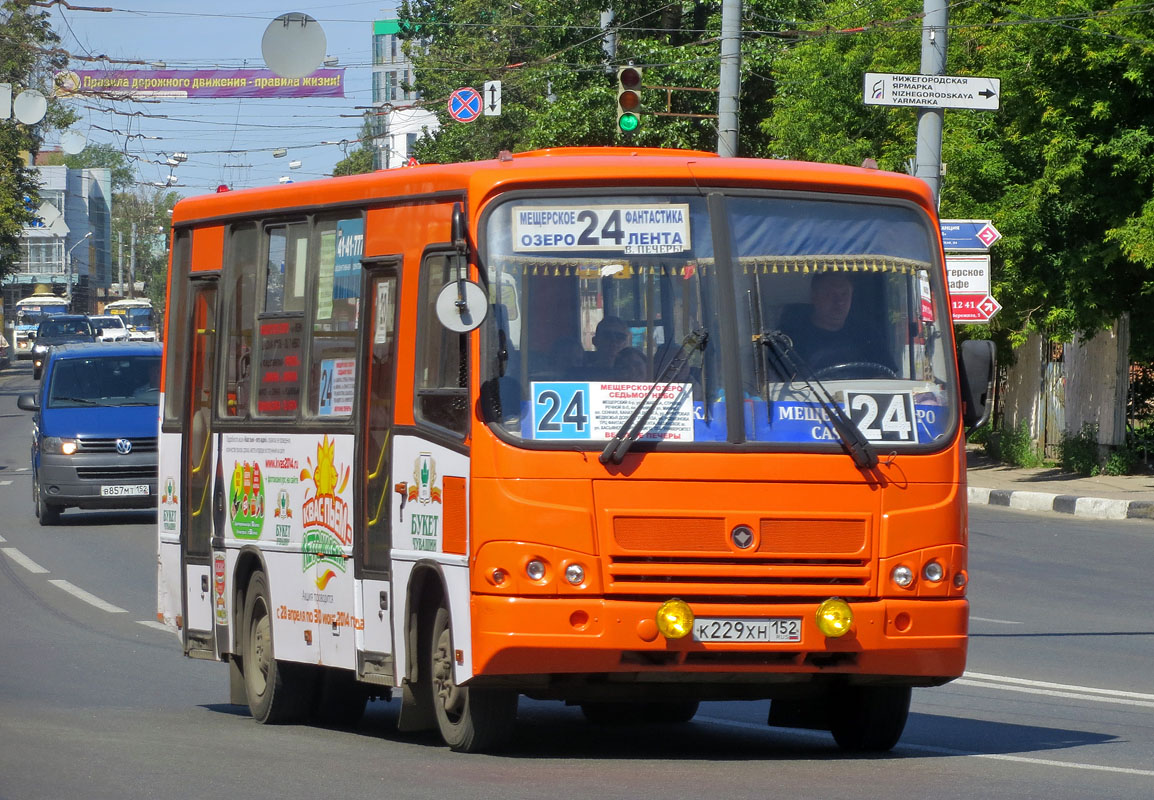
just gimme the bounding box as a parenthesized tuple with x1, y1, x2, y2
(655, 598, 695, 640)
(815, 598, 854, 638)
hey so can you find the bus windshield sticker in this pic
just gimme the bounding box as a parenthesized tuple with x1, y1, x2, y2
(754, 393, 929, 444)
(529, 381, 694, 441)
(512, 204, 691, 255)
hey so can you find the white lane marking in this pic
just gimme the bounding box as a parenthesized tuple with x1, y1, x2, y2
(136, 620, 171, 632)
(47, 579, 127, 614)
(2, 547, 49, 574)
(0, 534, 6, 543)
(955, 679, 1154, 710)
(963, 671, 1154, 702)
(970, 616, 1021, 625)
(698, 716, 1154, 777)
(0, 480, 12, 486)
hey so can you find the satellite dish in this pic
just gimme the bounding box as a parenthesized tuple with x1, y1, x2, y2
(13, 89, 47, 125)
(262, 13, 327, 79)
(61, 129, 87, 155)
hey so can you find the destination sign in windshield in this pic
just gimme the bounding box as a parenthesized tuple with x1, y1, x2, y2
(512, 204, 691, 254)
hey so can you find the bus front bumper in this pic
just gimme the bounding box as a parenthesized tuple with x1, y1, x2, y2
(471, 595, 967, 685)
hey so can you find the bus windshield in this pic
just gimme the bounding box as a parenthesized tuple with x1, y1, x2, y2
(17, 304, 67, 327)
(480, 191, 955, 451)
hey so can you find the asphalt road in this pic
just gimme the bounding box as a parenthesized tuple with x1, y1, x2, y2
(1, 360, 1151, 799)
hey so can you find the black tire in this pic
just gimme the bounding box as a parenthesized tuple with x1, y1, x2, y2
(241, 571, 314, 724)
(428, 604, 517, 752)
(829, 685, 911, 753)
(580, 700, 700, 725)
(311, 668, 368, 728)
(34, 474, 61, 525)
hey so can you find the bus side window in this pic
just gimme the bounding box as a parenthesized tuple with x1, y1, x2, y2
(414, 252, 468, 436)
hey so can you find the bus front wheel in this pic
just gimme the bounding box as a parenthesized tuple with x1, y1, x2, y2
(829, 685, 911, 752)
(241, 571, 313, 724)
(427, 604, 517, 752)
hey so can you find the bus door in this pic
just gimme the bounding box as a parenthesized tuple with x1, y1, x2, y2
(181, 281, 219, 659)
(356, 264, 400, 685)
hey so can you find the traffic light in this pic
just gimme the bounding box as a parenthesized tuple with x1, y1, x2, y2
(616, 66, 642, 133)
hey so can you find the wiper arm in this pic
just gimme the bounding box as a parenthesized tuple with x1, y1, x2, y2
(600, 327, 708, 466)
(758, 330, 878, 471)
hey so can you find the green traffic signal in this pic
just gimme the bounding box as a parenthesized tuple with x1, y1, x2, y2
(616, 66, 642, 133)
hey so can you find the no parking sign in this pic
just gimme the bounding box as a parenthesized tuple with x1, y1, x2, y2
(447, 87, 482, 123)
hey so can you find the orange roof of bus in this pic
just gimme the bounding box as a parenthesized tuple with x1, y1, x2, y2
(170, 147, 936, 225)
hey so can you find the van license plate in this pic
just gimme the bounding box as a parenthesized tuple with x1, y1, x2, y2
(693, 617, 802, 643)
(102, 485, 150, 497)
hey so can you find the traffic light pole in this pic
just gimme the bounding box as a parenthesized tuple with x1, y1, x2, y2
(717, 0, 741, 157)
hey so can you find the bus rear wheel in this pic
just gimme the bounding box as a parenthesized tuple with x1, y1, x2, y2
(428, 604, 517, 752)
(829, 685, 911, 752)
(241, 571, 313, 724)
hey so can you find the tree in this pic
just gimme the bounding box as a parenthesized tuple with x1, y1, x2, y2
(37, 142, 135, 192)
(762, 0, 1154, 360)
(0, 0, 76, 278)
(331, 117, 376, 176)
(396, 0, 794, 164)
(111, 187, 179, 301)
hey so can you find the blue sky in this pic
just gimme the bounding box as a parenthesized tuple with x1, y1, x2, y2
(48, 2, 397, 196)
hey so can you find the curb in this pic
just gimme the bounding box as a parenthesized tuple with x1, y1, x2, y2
(968, 487, 1154, 521)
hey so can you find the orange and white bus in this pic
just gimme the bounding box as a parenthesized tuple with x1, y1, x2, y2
(157, 147, 993, 753)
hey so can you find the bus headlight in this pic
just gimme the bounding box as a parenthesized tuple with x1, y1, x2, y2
(564, 563, 585, 585)
(525, 559, 546, 581)
(656, 598, 694, 640)
(923, 560, 945, 582)
(815, 598, 853, 638)
(891, 565, 914, 588)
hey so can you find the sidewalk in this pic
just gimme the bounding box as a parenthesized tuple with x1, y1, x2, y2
(966, 446, 1154, 521)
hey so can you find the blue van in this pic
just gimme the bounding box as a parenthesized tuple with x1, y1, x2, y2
(17, 341, 162, 525)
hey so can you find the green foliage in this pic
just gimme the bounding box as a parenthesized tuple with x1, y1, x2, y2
(987, 420, 1044, 468)
(38, 143, 135, 193)
(332, 118, 376, 176)
(1102, 446, 1140, 476)
(1060, 423, 1101, 476)
(0, 0, 77, 278)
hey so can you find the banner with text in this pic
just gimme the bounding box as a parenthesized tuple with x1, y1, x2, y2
(56, 69, 345, 99)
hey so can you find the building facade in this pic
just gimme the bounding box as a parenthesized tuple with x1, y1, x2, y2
(371, 16, 439, 169)
(5, 164, 112, 319)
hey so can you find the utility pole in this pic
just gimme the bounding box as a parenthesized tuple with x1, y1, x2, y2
(717, 0, 741, 157)
(915, 0, 947, 203)
(118, 230, 123, 297)
(129, 222, 136, 299)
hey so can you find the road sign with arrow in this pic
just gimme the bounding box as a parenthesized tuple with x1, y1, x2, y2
(863, 72, 1000, 111)
(483, 80, 501, 116)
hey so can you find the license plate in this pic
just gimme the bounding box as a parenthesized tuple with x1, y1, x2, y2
(693, 617, 802, 643)
(101, 484, 150, 497)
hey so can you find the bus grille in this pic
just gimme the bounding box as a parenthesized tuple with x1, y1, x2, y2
(607, 516, 873, 597)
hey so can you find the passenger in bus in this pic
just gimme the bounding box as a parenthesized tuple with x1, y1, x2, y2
(614, 346, 649, 382)
(584, 315, 631, 373)
(779, 271, 894, 377)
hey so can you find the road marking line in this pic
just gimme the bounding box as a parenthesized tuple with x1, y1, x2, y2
(2, 547, 49, 574)
(970, 616, 1021, 624)
(964, 671, 1154, 701)
(955, 679, 1154, 709)
(0, 534, 6, 543)
(47, 579, 127, 614)
(0, 480, 12, 486)
(698, 716, 1154, 777)
(136, 620, 171, 632)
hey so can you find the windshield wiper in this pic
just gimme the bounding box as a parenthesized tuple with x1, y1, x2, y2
(600, 328, 707, 466)
(758, 330, 878, 471)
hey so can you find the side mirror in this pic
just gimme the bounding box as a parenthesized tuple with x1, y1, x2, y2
(17, 393, 40, 412)
(959, 339, 995, 432)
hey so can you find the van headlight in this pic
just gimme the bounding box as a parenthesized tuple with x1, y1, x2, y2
(43, 437, 78, 455)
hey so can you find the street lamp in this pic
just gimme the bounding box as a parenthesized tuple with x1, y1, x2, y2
(65, 232, 93, 311)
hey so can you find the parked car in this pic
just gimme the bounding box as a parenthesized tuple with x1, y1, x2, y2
(88, 314, 130, 343)
(17, 341, 162, 525)
(31, 314, 98, 379)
